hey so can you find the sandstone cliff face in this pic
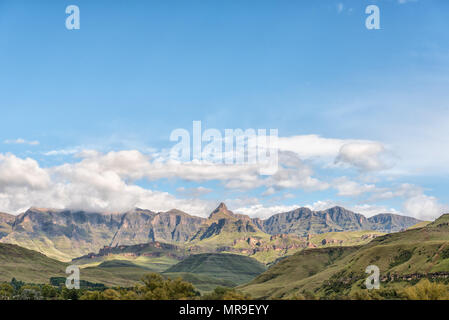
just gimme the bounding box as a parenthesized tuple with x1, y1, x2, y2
(258, 206, 421, 236)
(151, 209, 205, 243)
(109, 209, 156, 246)
(1, 207, 205, 260)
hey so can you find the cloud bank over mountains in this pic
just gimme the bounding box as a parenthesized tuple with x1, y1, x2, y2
(0, 133, 445, 221)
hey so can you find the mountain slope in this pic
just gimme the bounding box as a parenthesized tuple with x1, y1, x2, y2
(366, 213, 422, 233)
(0, 212, 14, 239)
(191, 203, 262, 242)
(1, 208, 123, 261)
(1, 207, 205, 261)
(0, 243, 147, 287)
(240, 213, 449, 299)
(257, 206, 421, 236)
(72, 241, 189, 272)
(164, 253, 267, 287)
(110, 208, 205, 246)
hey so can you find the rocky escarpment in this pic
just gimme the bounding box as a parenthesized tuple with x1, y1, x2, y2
(72, 241, 187, 262)
(257, 206, 421, 236)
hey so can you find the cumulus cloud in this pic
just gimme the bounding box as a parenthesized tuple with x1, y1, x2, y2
(277, 135, 392, 172)
(335, 142, 393, 171)
(0, 149, 326, 215)
(0, 151, 215, 216)
(223, 151, 329, 192)
(0, 154, 50, 191)
(176, 186, 212, 197)
(403, 194, 447, 220)
(333, 177, 377, 197)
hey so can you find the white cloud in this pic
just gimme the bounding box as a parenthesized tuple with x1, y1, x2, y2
(277, 135, 392, 173)
(403, 194, 447, 221)
(0, 151, 215, 216)
(234, 204, 301, 219)
(0, 154, 50, 191)
(176, 186, 212, 197)
(335, 142, 393, 171)
(43, 148, 81, 156)
(333, 177, 377, 197)
(223, 151, 329, 192)
(4, 138, 39, 146)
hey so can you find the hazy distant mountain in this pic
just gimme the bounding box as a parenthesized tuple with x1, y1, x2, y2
(256, 206, 421, 236)
(366, 213, 422, 233)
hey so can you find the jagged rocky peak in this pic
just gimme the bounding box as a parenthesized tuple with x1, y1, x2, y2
(209, 202, 233, 219)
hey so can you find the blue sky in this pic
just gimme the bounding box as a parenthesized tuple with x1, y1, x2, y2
(0, 0, 448, 219)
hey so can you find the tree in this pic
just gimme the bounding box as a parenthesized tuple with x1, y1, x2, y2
(202, 287, 251, 300)
(41, 284, 58, 299)
(401, 279, 449, 300)
(0, 283, 14, 300)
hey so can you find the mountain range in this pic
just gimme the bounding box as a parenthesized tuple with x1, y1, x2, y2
(0, 203, 421, 262)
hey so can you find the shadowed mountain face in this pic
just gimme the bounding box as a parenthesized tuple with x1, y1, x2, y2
(366, 213, 422, 233)
(257, 206, 421, 236)
(0, 212, 15, 239)
(164, 253, 267, 286)
(109, 208, 205, 246)
(0, 204, 421, 261)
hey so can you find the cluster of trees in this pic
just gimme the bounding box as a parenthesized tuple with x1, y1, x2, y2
(0, 278, 81, 300)
(80, 274, 251, 300)
(291, 279, 449, 300)
(0, 273, 251, 300)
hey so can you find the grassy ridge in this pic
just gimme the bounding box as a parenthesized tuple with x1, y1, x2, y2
(164, 253, 267, 287)
(240, 215, 449, 299)
(0, 243, 150, 287)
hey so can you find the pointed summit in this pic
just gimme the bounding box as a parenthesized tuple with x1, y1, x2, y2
(209, 202, 233, 220)
(217, 202, 228, 211)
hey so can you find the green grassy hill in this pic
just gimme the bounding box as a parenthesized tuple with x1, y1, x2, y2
(72, 242, 187, 272)
(164, 253, 267, 290)
(163, 272, 236, 292)
(0, 243, 149, 287)
(240, 214, 449, 299)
